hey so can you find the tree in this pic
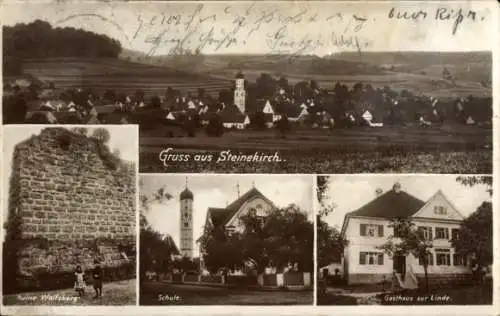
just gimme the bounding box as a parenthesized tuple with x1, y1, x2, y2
(150, 95, 161, 108)
(452, 202, 493, 270)
(200, 206, 313, 275)
(378, 217, 433, 291)
(456, 176, 492, 196)
(103, 89, 116, 102)
(205, 116, 224, 137)
(275, 115, 291, 137)
(91, 128, 110, 144)
(139, 181, 175, 284)
(250, 111, 267, 130)
(453, 176, 493, 272)
(316, 176, 348, 268)
(71, 127, 88, 136)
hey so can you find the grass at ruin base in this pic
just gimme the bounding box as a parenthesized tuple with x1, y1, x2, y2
(3, 279, 136, 306)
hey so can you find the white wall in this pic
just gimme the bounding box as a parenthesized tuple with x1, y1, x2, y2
(345, 216, 469, 276)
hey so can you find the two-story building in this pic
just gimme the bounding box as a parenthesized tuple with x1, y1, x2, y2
(197, 187, 276, 275)
(340, 182, 470, 285)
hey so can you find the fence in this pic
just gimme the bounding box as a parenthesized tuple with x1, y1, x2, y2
(165, 272, 312, 288)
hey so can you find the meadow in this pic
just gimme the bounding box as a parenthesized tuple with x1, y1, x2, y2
(138, 124, 492, 173)
(16, 50, 491, 100)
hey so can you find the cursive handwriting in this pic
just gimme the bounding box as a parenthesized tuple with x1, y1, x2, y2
(61, 2, 488, 57)
(133, 3, 374, 57)
(388, 7, 486, 35)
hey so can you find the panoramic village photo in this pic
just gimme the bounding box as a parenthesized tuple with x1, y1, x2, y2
(139, 174, 314, 305)
(2, 1, 494, 174)
(2, 125, 138, 306)
(316, 175, 493, 305)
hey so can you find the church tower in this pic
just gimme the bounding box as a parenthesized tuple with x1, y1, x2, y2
(179, 179, 194, 258)
(234, 72, 246, 114)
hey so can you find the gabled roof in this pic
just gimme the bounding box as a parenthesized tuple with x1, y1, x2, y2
(207, 187, 273, 229)
(220, 104, 245, 123)
(164, 234, 180, 255)
(346, 188, 425, 219)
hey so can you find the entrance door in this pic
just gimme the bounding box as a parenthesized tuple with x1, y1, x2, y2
(393, 255, 406, 277)
(322, 268, 329, 279)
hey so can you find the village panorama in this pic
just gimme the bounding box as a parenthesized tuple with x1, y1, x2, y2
(3, 19, 492, 174)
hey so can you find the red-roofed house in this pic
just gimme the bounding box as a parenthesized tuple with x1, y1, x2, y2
(339, 182, 469, 285)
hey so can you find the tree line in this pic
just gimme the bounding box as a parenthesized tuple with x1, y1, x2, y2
(3, 20, 122, 75)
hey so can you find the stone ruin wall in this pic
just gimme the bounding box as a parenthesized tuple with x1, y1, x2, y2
(5, 128, 136, 289)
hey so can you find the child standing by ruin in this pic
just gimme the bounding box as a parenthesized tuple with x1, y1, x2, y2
(74, 265, 86, 297)
(92, 259, 103, 299)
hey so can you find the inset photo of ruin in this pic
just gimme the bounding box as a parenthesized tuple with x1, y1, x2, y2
(139, 174, 314, 305)
(2, 125, 139, 306)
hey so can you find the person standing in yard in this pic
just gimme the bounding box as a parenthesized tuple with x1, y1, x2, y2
(92, 259, 103, 299)
(74, 265, 86, 297)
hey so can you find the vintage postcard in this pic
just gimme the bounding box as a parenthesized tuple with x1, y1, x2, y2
(1, 0, 495, 174)
(1, 125, 138, 306)
(316, 175, 493, 306)
(139, 174, 314, 305)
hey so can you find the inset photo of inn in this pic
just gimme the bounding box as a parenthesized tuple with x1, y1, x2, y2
(139, 174, 314, 305)
(316, 175, 492, 305)
(2, 125, 138, 306)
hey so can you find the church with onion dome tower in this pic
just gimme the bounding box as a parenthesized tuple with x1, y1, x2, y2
(179, 178, 194, 258)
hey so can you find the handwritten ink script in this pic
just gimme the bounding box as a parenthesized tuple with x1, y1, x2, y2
(132, 3, 374, 57)
(55, 2, 490, 57)
(388, 7, 487, 35)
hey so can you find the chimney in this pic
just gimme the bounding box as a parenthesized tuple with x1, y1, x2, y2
(393, 182, 402, 193)
(375, 188, 383, 197)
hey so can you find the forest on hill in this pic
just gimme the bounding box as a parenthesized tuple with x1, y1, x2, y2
(3, 20, 122, 75)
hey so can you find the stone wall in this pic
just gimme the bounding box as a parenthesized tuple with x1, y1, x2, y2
(4, 127, 136, 293)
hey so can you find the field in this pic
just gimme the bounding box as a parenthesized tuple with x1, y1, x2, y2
(16, 57, 231, 98)
(121, 51, 492, 99)
(2, 279, 136, 306)
(13, 50, 492, 100)
(140, 281, 313, 305)
(139, 124, 492, 173)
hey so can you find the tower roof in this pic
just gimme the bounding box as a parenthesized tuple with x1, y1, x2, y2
(180, 188, 193, 200)
(235, 71, 244, 79)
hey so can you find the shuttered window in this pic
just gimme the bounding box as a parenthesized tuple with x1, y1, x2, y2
(360, 224, 367, 236)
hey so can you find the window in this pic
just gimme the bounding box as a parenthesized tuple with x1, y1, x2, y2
(184, 212, 189, 219)
(436, 249, 451, 266)
(248, 208, 257, 217)
(435, 227, 449, 239)
(360, 224, 384, 237)
(434, 205, 448, 215)
(451, 228, 459, 241)
(418, 226, 433, 240)
(418, 252, 434, 266)
(453, 253, 466, 266)
(359, 252, 384, 265)
(184, 222, 189, 228)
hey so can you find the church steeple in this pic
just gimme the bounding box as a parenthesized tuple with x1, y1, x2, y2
(234, 71, 246, 114)
(180, 177, 193, 200)
(179, 177, 194, 257)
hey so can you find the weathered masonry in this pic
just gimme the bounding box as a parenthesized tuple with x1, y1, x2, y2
(3, 128, 136, 293)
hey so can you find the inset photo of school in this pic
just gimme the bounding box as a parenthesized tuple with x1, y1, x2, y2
(139, 174, 314, 305)
(317, 175, 492, 305)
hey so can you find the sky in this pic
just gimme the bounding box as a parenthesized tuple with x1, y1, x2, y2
(2, 1, 496, 55)
(320, 175, 492, 231)
(141, 174, 314, 256)
(1, 125, 138, 241)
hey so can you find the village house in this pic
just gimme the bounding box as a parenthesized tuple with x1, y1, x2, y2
(197, 187, 279, 275)
(339, 183, 469, 285)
